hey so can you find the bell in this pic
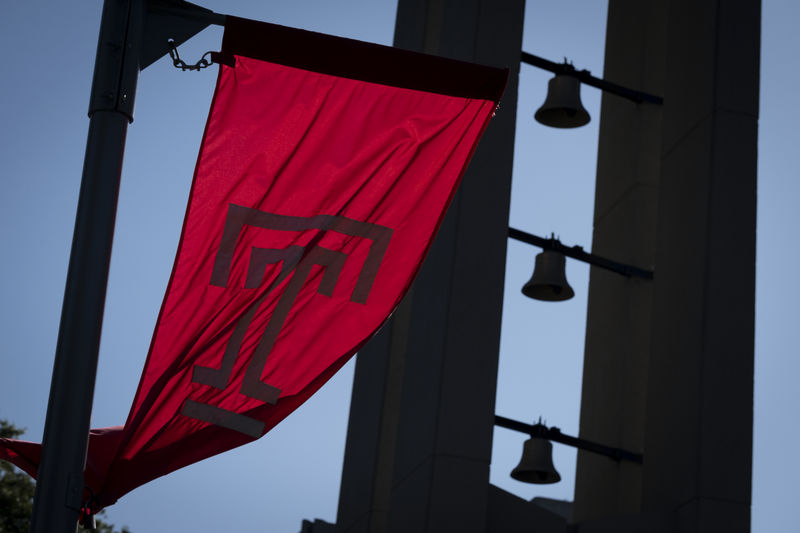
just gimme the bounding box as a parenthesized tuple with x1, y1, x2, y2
(510, 437, 561, 484)
(521, 251, 574, 301)
(534, 74, 590, 128)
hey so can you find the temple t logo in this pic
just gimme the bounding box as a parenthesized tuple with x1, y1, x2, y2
(182, 203, 392, 438)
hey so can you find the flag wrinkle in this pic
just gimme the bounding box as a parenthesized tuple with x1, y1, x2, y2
(2, 18, 507, 509)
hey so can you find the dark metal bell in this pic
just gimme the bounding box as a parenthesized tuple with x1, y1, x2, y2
(521, 250, 574, 301)
(534, 74, 590, 128)
(510, 436, 561, 484)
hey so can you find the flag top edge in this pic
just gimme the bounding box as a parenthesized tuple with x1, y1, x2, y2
(222, 16, 508, 103)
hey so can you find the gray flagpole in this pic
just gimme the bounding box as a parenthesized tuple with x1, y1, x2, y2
(30, 0, 144, 530)
(29, 1, 222, 528)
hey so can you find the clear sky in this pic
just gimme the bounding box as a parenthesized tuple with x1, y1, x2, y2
(0, 1, 796, 532)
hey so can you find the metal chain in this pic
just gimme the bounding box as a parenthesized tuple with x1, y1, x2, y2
(167, 39, 214, 71)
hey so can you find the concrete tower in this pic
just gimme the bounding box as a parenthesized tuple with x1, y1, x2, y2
(323, 1, 760, 532)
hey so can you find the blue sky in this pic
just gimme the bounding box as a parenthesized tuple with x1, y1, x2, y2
(0, 1, 797, 531)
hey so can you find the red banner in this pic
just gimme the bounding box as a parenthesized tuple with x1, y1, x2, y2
(0, 16, 506, 511)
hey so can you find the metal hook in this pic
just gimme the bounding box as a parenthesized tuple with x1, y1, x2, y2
(167, 39, 215, 71)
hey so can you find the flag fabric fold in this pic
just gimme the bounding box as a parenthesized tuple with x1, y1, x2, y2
(0, 15, 507, 512)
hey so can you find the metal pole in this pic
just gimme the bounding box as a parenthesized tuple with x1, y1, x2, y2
(30, 0, 143, 530)
(520, 51, 663, 105)
(494, 415, 643, 464)
(545, 427, 643, 464)
(508, 227, 654, 280)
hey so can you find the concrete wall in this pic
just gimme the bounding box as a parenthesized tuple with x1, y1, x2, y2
(486, 485, 567, 532)
(643, 2, 759, 531)
(333, 1, 759, 531)
(573, 0, 667, 520)
(335, 1, 525, 532)
(575, 2, 760, 532)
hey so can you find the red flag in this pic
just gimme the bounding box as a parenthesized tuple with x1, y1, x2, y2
(1, 16, 506, 511)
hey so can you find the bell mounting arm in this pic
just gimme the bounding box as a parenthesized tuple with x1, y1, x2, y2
(494, 415, 643, 464)
(520, 51, 663, 105)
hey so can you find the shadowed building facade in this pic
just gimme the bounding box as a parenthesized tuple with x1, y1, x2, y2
(320, 1, 759, 532)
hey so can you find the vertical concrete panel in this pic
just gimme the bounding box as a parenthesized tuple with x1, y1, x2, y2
(573, 0, 666, 521)
(336, 296, 413, 533)
(645, 119, 712, 507)
(337, 1, 525, 532)
(643, 2, 759, 532)
(576, 2, 759, 529)
(675, 498, 751, 533)
(335, 324, 392, 533)
(698, 111, 757, 503)
(389, 1, 525, 531)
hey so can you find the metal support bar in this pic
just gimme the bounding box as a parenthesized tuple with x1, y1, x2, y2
(508, 227, 654, 280)
(520, 51, 663, 105)
(140, 1, 227, 69)
(147, 0, 226, 26)
(494, 415, 643, 464)
(546, 427, 643, 464)
(494, 415, 535, 435)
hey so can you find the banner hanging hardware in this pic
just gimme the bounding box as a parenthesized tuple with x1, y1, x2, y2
(167, 39, 216, 71)
(79, 486, 100, 530)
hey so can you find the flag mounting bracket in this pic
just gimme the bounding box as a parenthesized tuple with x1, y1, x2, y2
(167, 38, 215, 71)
